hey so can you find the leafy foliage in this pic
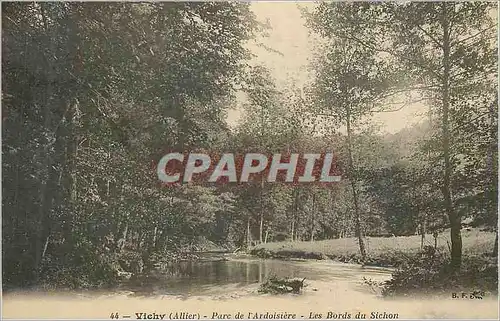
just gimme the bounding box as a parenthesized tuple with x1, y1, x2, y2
(2, 1, 258, 289)
(382, 246, 498, 297)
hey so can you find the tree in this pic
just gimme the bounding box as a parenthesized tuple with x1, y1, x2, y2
(305, 1, 497, 271)
(304, 6, 400, 259)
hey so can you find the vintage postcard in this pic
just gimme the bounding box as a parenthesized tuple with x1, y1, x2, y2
(2, 1, 498, 320)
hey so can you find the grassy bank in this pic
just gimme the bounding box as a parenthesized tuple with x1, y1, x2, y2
(250, 228, 498, 296)
(250, 228, 496, 266)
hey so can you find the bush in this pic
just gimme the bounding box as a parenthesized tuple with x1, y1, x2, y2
(382, 246, 498, 297)
(363, 249, 417, 267)
(39, 248, 118, 290)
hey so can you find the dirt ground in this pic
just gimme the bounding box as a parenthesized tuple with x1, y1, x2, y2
(3, 279, 498, 320)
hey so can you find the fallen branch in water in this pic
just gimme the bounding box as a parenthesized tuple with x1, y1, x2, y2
(258, 276, 306, 294)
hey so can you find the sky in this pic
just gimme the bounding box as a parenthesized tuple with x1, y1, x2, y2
(226, 2, 428, 135)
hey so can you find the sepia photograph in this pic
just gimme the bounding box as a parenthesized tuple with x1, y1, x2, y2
(2, 1, 499, 319)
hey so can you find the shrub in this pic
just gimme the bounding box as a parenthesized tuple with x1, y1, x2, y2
(382, 246, 498, 297)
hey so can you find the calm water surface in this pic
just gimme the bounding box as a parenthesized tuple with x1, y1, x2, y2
(121, 255, 393, 296)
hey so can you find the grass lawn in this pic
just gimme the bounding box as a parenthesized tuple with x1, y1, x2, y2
(250, 228, 497, 267)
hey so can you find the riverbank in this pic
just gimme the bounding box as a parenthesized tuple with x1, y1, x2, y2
(3, 276, 498, 319)
(250, 228, 497, 267)
(250, 228, 498, 297)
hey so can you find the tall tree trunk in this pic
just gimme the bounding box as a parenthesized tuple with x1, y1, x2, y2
(246, 215, 251, 249)
(346, 112, 367, 261)
(34, 4, 60, 281)
(120, 223, 129, 252)
(42, 235, 50, 259)
(259, 215, 264, 244)
(153, 225, 158, 248)
(290, 188, 296, 241)
(292, 187, 300, 241)
(487, 97, 498, 255)
(259, 178, 264, 244)
(420, 213, 427, 250)
(441, 3, 462, 271)
(310, 192, 316, 242)
(493, 233, 498, 257)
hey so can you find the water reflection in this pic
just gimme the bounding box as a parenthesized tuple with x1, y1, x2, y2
(123, 258, 324, 296)
(121, 257, 392, 297)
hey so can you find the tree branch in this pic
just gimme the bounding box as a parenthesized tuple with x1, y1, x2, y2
(371, 98, 428, 113)
(451, 108, 496, 134)
(334, 32, 444, 82)
(415, 24, 443, 50)
(451, 24, 498, 48)
(374, 85, 439, 103)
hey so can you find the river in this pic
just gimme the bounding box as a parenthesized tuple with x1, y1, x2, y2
(3, 256, 498, 319)
(120, 255, 393, 297)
